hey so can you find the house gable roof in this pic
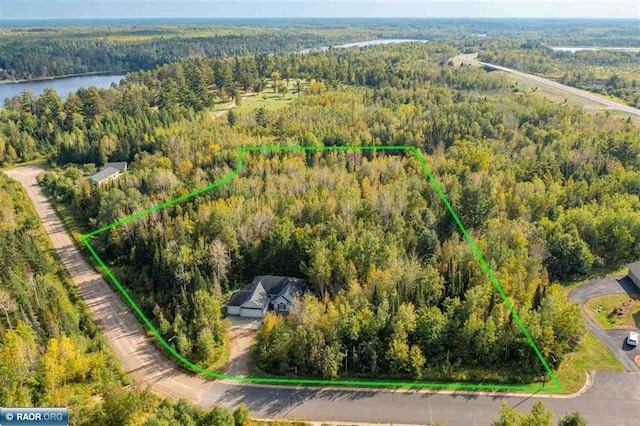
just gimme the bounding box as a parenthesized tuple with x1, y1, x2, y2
(90, 167, 120, 184)
(225, 290, 253, 307)
(225, 275, 308, 310)
(240, 282, 268, 309)
(105, 161, 128, 171)
(629, 261, 640, 278)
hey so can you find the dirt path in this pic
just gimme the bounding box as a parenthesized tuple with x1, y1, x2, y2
(224, 317, 261, 377)
(3, 165, 216, 405)
(214, 101, 236, 118)
(6, 165, 640, 425)
(213, 93, 255, 118)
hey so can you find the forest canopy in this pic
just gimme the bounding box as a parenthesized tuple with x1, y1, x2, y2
(5, 39, 640, 384)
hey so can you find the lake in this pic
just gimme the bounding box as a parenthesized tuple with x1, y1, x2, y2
(550, 46, 640, 53)
(0, 39, 426, 102)
(298, 39, 427, 54)
(0, 74, 126, 102)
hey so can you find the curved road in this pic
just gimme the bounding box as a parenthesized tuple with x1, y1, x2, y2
(568, 276, 640, 373)
(6, 165, 640, 425)
(458, 54, 640, 117)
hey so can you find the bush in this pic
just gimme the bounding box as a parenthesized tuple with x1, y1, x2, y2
(233, 405, 250, 426)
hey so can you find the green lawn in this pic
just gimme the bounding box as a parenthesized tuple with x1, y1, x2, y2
(0, 158, 47, 171)
(554, 332, 625, 394)
(585, 294, 640, 329)
(235, 92, 298, 114)
(213, 78, 306, 118)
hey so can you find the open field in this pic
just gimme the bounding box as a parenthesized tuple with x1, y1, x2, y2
(497, 71, 640, 124)
(585, 294, 640, 329)
(457, 53, 640, 124)
(235, 92, 298, 114)
(213, 79, 305, 118)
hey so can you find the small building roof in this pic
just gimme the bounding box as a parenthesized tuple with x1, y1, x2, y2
(90, 167, 120, 185)
(628, 261, 640, 278)
(105, 161, 128, 171)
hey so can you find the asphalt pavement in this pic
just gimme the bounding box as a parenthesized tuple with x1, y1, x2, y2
(569, 276, 640, 372)
(458, 54, 640, 118)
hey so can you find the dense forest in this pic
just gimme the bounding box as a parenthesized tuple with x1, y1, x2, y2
(0, 173, 250, 425)
(478, 42, 640, 107)
(3, 26, 640, 384)
(0, 31, 349, 81)
(2, 18, 639, 81)
(8, 40, 640, 384)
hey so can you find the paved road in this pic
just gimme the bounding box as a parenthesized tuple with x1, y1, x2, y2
(458, 54, 640, 117)
(6, 164, 640, 425)
(569, 276, 640, 372)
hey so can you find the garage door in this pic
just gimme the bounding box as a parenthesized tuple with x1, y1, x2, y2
(240, 307, 265, 318)
(226, 306, 241, 316)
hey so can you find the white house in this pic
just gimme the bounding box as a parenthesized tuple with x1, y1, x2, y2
(628, 261, 640, 290)
(89, 161, 128, 186)
(225, 276, 307, 318)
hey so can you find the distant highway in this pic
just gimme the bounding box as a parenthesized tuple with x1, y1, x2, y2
(7, 166, 640, 425)
(458, 54, 640, 117)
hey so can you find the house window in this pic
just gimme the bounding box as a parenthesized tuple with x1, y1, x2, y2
(278, 303, 287, 311)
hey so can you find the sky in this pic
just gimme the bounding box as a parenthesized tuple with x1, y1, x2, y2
(1, 0, 639, 20)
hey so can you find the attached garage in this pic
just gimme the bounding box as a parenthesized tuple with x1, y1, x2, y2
(226, 306, 241, 316)
(240, 307, 267, 318)
(224, 275, 308, 319)
(629, 261, 640, 290)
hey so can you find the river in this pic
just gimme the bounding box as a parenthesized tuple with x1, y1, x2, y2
(550, 46, 640, 53)
(298, 39, 427, 54)
(0, 39, 426, 102)
(0, 73, 126, 102)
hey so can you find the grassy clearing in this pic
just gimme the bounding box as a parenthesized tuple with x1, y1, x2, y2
(0, 158, 47, 171)
(554, 332, 625, 394)
(585, 294, 640, 329)
(213, 78, 305, 118)
(497, 71, 640, 125)
(235, 92, 298, 114)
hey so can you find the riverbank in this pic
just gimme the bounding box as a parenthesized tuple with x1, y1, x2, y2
(0, 69, 130, 85)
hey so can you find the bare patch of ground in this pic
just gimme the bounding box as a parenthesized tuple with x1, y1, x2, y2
(224, 316, 261, 377)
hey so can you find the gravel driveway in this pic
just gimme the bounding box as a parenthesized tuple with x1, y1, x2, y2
(225, 316, 261, 377)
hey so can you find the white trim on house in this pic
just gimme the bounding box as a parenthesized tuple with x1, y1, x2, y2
(272, 289, 293, 312)
(226, 306, 241, 316)
(225, 276, 307, 318)
(240, 306, 267, 318)
(629, 261, 640, 290)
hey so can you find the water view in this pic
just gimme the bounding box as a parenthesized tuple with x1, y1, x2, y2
(0, 73, 126, 102)
(298, 39, 427, 54)
(551, 46, 640, 53)
(0, 39, 426, 102)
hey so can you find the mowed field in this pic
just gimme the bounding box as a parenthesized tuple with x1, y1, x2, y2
(213, 79, 305, 117)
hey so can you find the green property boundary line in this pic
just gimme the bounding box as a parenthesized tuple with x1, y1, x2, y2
(81, 145, 562, 392)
